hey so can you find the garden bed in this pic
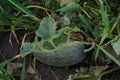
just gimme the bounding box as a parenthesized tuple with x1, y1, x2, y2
(0, 0, 120, 80)
(0, 32, 120, 80)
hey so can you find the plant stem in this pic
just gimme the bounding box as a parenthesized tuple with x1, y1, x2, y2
(84, 42, 95, 53)
(97, 67, 120, 80)
(73, 74, 90, 79)
(26, 5, 51, 17)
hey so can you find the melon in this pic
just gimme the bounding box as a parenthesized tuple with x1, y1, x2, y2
(33, 41, 85, 67)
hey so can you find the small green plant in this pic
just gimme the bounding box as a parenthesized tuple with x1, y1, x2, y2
(36, 17, 69, 50)
(21, 16, 86, 67)
(19, 0, 87, 66)
(22, 16, 69, 55)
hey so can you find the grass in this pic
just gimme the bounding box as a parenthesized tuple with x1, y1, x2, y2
(0, 0, 120, 80)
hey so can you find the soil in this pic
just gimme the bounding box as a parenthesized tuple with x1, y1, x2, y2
(0, 31, 120, 80)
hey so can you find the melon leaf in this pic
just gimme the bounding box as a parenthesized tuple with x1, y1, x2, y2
(36, 17, 57, 41)
(60, 16, 70, 25)
(21, 42, 34, 57)
(42, 41, 55, 50)
(53, 32, 68, 46)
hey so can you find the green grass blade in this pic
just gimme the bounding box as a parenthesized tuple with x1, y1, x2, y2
(7, 0, 40, 23)
(99, 0, 110, 32)
(101, 6, 110, 31)
(96, 44, 120, 66)
(0, 14, 12, 25)
(95, 0, 110, 60)
(79, 14, 93, 33)
(95, 34, 107, 59)
(0, 55, 20, 69)
(21, 58, 26, 80)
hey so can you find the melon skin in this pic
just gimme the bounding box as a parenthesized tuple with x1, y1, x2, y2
(33, 42, 85, 67)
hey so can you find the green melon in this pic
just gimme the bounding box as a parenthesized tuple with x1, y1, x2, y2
(33, 41, 85, 67)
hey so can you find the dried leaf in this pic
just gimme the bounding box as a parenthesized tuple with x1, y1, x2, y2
(7, 62, 22, 75)
(26, 64, 41, 80)
(26, 65, 36, 74)
(104, 44, 119, 58)
(90, 65, 109, 76)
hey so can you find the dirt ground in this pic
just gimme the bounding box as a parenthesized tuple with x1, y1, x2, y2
(0, 31, 120, 80)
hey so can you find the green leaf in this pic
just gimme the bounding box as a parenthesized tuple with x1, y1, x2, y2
(42, 41, 55, 50)
(21, 42, 34, 57)
(60, 16, 70, 25)
(99, 0, 110, 36)
(36, 17, 69, 50)
(111, 39, 120, 56)
(79, 14, 93, 33)
(67, 12, 77, 19)
(56, 3, 80, 14)
(53, 32, 68, 46)
(36, 17, 57, 41)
